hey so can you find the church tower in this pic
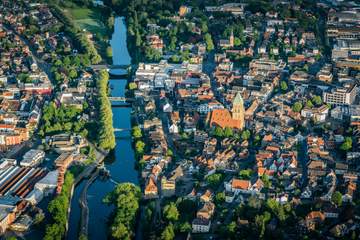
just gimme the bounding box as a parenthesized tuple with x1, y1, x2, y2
(231, 92, 245, 129)
(229, 29, 234, 47)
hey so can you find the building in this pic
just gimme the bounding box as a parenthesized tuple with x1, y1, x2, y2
(207, 92, 245, 129)
(249, 58, 286, 74)
(323, 84, 357, 105)
(20, 149, 45, 167)
(205, 3, 244, 15)
(179, 5, 191, 17)
(0, 196, 22, 233)
(144, 176, 158, 199)
(192, 218, 211, 233)
(161, 176, 175, 197)
(219, 30, 234, 48)
(54, 152, 74, 194)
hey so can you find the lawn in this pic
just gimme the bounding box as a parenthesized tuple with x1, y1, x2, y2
(64, 6, 107, 37)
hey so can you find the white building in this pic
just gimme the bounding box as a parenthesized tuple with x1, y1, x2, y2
(192, 218, 211, 233)
(20, 149, 45, 167)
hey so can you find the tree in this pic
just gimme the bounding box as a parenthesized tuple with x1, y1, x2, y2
(239, 169, 252, 180)
(63, 56, 71, 66)
(340, 137, 353, 152)
(69, 69, 77, 79)
(292, 101, 303, 112)
(213, 126, 224, 137)
(280, 81, 288, 92)
(224, 127, 233, 138)
(161, 224, 175, 240)
(206, 173, 223, 188)
(312, 95, 322, 106)
(234, 37, 242, 46)
(215, 192, 225, 205)
(128, 82, 137, 90)
(106, 46, 113, 58)
(248, 195, 261, 209)
(204, 33, 214, 51)
(135, 140, 145, 155)
(241, 129, 251, 140)
(331, 191, 343, 207)
(179, 222, 191, 233)
(132, 126, 142, 139)
(306, 100, 314, 108)
(163, 203, 179, 222)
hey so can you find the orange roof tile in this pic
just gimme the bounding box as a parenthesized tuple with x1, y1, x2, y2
(232, 179, 250, 190)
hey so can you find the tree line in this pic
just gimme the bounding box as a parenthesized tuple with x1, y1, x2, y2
(97, 70, 116, 150)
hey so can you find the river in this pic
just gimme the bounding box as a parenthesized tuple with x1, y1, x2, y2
(67, 16, 138, 240)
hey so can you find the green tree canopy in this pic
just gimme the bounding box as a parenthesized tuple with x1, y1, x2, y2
(163, 203, 179, 222)
(204, 33, 214, 51)
(331, 191, 342, 207)
(292, 101, 303, 112)
(340, 137, 353, 152)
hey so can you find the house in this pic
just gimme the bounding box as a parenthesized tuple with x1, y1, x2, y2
(225, 178, 251, 194)
(196, 202, 215, 220)
(303, 211, 325, 231)
(144, 176, 158, 199)
(192, 218, 211, 233)
(179, 5, 191, 17)
(200, 190, 212, 203)
(146, 34, 164, 53)
(343, 181, 356, 202)
(161, 176, 175, 197)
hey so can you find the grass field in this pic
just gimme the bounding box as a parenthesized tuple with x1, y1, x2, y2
(64, 6, 107, 36)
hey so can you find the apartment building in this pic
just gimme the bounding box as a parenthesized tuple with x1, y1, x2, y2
(323, 83, 358, 105)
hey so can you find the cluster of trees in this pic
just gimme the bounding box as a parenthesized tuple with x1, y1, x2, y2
(205, 173, 224, 189)
(225, 196, 294, 239)
(103, 183, 141, 239)
(39, 101, 87, 137)
(212, 126, 234, 138)
(159, 199, 196, 239)
(306, 95, 323, 108)
(97, 70, 116, 150)
(132, 125, 146, 165)
(44, 172, 74, 240)
(212, 127, 251, 142)
(50, 55, 85, 86)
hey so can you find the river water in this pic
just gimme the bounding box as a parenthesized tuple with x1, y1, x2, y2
(68, 16, 138, 240)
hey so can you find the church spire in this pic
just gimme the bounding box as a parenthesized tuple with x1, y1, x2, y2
(231, 92, 245, 129)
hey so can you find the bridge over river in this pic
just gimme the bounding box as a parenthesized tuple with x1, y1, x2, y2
(91, 64, 130, 77)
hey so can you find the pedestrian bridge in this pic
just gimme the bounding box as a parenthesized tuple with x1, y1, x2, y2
(108, 97, 134, 102)
(113, 128, 130, 132)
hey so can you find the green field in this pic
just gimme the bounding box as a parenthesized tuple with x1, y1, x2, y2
(64, 6, 106, 36)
